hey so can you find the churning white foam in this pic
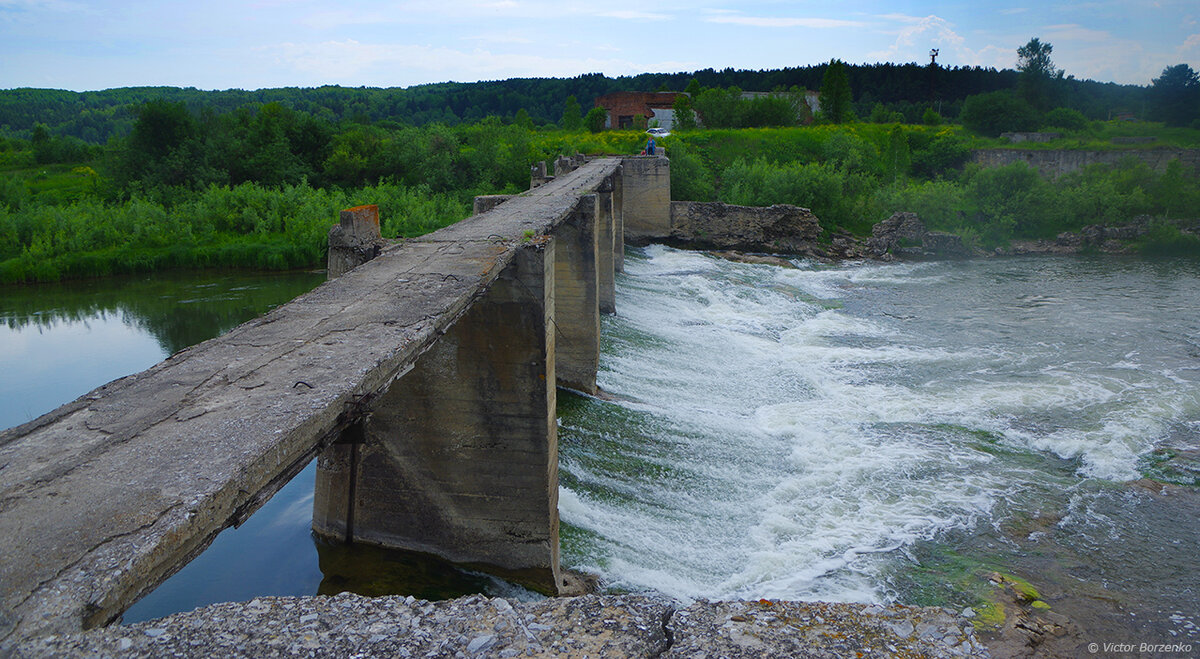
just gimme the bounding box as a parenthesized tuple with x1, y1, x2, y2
(558, 246, 1200, 602)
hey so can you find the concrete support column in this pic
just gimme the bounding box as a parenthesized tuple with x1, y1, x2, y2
(473, 194, 515, 215)
(327, 205, 385, 278)
(611, 169, 625, 273)
(597, 183, 616, 315)
(530, 161, 553, 189)
(553, 195, 600, 394)
(620, 157, 671, 241)
(554, 155, 574, 177)
(312, 244, 565, 594)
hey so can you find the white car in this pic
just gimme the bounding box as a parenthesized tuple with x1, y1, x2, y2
(646, 128, 670, 137)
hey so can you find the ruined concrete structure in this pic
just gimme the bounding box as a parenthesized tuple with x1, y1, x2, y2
(999, 132, 1061, 143)
(327, 204, 386, 278)
(972, 147, 1200, 178)
(594, 91, 685, 130)
(0, 155, 671, 649)
(669, 201, 820, 253)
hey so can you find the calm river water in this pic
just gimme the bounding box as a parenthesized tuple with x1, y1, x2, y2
(3, 252, 1197, 645)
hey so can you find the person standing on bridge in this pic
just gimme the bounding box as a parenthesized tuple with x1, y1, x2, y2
(645, 134, 656, 156)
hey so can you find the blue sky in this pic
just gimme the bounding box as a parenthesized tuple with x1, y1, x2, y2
(2, 0, 1197, 91)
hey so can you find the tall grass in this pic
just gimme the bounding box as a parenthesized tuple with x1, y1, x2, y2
(659, 125, 1199, 249)
(0, 181, 468, 283)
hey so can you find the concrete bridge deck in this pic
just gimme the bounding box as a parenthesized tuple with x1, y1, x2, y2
(0, 158, 646, 647)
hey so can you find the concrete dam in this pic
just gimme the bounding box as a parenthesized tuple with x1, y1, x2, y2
(0, 155, 674, 646)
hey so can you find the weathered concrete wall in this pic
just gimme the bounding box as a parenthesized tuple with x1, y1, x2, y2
(553, 195, 600, 394)
(621, 156, 671, 241)
(595, 91, 685, 129)
(999, 132, 1061, 143)
(597, 182, 617, 315)
(314, 244, 563, 594)
(972, 148, 1200, 178)
(669, 201, 820, 252)
(612, 166, 625, 273)
(0, 158, 625, 648)
(327, 205, 385, 278)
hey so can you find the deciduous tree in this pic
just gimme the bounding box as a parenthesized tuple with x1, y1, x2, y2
(819, 59, 854, 123)
(560, 96, 583, 131)
(1016, 37, 1063, 112)
(960, 90, 1039, 136)
(672, 93, 697, 130)
(584, 107, 607, 133)
(1149, 64, 1200, 127)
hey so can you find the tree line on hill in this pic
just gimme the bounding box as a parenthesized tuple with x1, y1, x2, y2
(1, 42, 1197, 284)
(3, 56, 1192, 147)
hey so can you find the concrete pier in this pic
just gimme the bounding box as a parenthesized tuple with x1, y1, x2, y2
(327, 204, 385, 278)
(621, 156, 671, 241)
(597, 181, 617, 315)
(313, 244, 564, 593)
(552, 195, 600, 394)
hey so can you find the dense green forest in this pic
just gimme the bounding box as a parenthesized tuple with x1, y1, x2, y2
(1, 54, 1198, 284)
(0, 62, 1158, 144)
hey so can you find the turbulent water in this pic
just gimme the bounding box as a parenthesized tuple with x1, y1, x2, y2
(557, 247, 1200, 640)
(5, 253, 1199, 642)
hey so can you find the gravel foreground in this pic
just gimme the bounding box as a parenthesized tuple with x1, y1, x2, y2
(13, 593, 988, 658)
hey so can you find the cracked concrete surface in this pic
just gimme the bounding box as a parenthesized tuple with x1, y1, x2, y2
(0, 160, 624, 649)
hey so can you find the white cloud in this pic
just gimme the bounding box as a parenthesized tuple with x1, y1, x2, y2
(1178, 33, 1200, 57)
(864, 15, 1015, 70)
(874, 13, 927, 24)
(869, 15, 963, 61)
(706, 15, 864, 28)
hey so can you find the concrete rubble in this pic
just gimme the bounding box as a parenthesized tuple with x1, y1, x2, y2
(867, 212, 974, 260)
(13, 593, 989, 658)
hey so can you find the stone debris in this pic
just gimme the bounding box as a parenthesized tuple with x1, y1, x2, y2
(867, 212, 974, 260)
(669, 201, 821, 253)
(665, 599, 989, 659)
(13, 593, 988, 658)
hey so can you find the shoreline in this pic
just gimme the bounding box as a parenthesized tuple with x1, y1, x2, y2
(14, 592, 989, 658)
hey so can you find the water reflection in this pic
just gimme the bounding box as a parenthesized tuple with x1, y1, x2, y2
(0, 269, 324, 430)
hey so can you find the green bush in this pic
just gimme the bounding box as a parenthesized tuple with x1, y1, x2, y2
(720, 158, 874, 232)
(667, 141, 715, 201)
(965, 162, 1059, 240)
(585, 107, 607, 133)
(1139, 220, 1200, 255)
(960, 91, 1039, 137)
(1042, 107, 1088, 131)
(909, 131, 972, 179)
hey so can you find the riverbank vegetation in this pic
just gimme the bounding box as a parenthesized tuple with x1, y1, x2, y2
(3, 116, 1198, 283)
(664, 125, 1200, 247)
(2, 52, 1198, 283)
